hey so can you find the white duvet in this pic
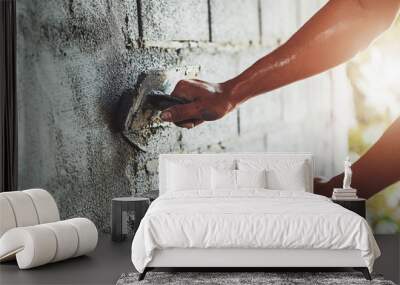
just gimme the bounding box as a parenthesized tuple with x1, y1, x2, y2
(131, 190, 380, 273)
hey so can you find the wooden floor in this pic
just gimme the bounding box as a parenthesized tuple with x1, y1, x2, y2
(0, 234, 398, 285)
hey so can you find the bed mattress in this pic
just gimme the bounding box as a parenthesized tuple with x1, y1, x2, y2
(131, 190, 380, 273)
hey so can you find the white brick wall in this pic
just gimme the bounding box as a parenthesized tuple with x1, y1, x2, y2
(210, 0, 260, 44)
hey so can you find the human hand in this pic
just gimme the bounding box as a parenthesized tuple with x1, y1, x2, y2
(160, 79, 237, 128)
(313, 176, 333, 197)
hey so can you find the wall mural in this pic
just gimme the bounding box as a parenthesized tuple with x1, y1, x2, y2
(15, 0, 399, 234)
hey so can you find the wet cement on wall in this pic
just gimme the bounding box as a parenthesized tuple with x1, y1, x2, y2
(17, 0, 352, 231)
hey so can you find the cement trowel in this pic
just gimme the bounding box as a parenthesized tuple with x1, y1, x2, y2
(114, 66, 200, 151)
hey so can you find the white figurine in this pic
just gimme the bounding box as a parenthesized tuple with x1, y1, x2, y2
(343, 157, 352, 189)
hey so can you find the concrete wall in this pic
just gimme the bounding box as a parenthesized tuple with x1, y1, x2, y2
(17, 0, 354, 231)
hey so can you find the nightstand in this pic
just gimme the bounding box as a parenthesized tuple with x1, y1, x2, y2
(331, 198, 366, 218)
(111, 197, 150, 242)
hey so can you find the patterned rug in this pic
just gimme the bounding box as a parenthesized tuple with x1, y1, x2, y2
(116, 271, 395, 285)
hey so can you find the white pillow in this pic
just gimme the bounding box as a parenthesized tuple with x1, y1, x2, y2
(238, 159, 308, 191)
(267, 166, 306, 191)
(166, 159, 236, 193)
(211, 168, 236, 190)
(167, 162, 211, 191)
(237, 169, 267, 189)
(211, 169, 267, 191)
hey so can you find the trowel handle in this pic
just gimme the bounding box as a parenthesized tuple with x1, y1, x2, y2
(145, 90, 191, 111)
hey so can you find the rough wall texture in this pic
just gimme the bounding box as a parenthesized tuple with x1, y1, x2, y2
(17, 0, 354, 231)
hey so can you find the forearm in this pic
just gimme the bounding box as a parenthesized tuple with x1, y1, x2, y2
(317, 117, 400, 199)
(223, 0, 400, 105)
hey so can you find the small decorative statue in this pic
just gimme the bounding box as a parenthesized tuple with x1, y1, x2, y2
(343, 156, 353, 189)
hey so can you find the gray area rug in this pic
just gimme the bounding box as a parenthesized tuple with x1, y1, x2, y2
(116, 272, 395, 285)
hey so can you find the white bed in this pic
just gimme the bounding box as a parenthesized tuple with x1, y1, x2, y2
(131, 153, 380, 280)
